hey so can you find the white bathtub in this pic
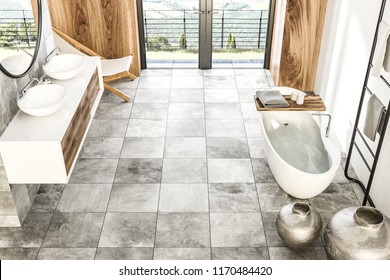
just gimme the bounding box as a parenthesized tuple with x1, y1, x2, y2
(260, 111, 341, 199)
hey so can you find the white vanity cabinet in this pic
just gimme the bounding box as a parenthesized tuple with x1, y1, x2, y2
(0, 57, 103, 183)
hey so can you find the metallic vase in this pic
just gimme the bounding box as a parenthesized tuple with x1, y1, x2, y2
(324, 206, 390, 260)
(276, 202, 322, 250)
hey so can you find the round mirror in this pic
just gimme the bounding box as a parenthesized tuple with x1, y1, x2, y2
(0, 0, 42, 78)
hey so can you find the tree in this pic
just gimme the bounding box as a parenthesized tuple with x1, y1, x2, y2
(148, 35, 170, 51)
(227, 33, 236, 49)
(179, 33, 187, 49)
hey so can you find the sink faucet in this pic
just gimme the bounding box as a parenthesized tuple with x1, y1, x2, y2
(45, 46, 61, 64)
(311, 113, 332, 137)
(20, 78, 39, 98)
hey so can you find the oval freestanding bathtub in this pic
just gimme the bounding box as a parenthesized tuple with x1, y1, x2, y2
(260, 111, 341, 199)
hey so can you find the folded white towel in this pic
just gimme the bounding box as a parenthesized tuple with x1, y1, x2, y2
(256, 89, 289, 108)
(363, 94, 386, 141)
(372, 21, 390, 77)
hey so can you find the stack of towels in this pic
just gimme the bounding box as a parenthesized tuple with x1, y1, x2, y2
(256, 89, 289, 108)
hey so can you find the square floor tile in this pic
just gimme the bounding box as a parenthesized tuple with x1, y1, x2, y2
(168, 103, 205, 118)
(172, 69, 203, 76)
(95, 248, 153, 260)
(204, 89, 239, 103)
(170, 88, 204, 103)
(241, 103, 260, 118)
(56, 184, 112, 212)
(208, 159, 254, 183)
(37, 248, 96, 260)
(107, 184, 160, 212)
(212, 247, 269, 260)
(87, 119, 128, 138)
(238, 88, 259, 102)
(95, 103, 132, 119)
(205, 103, 242, 118)
(204, 69, 235, 76)
(126, 118, 166, 137)
(159, 184, 208, 212)
(204, 75, 236, 89)
(235, 75, 269, 88)
(207, 137, 249, 158)
(79, 138, 124, 159)
(155, 213, 210, 248)
(154, 248, 210, 260)
(99, 213, 156, 247)
(210, 213, 266, 247)
(138, 76, 171, 89)
(234, 69, 265, 76)
(244, 118, 263, 137)
(134, 88, 170, 103)
(209, 183, 259, 212)
(0, 248, 39, 260)
(166, 119, 205, 137)
(43, 213, 104, 248)
(121, 137, 165, 158)
(162, 159, 207, 183)
(206, 119, 246, 137)
(0, 213, 52, 247)
(164, 137, 206, 158)
(256, 183, 308, 212)
(69, 159, 118, 184)
(252, 158, 275, 183)
(171, 76, 204, 88)
(30, 184, 65, 213)
(141, 69, 172, 76)
(130, 103, 168, 119)
(268, 247, 327, 260)
(309, 183, 359, 213)
(114, 159, 162, 184)
(247, 138, 266, 158)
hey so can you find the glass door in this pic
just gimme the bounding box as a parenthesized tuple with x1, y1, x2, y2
(210, 0, 270, 68)
(142, 0, 200, 68)
(140, 0, 271, 69)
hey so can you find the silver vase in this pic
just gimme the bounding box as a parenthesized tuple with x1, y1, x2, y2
(276, 202, 322, 250)
(324, 206, 390, 260)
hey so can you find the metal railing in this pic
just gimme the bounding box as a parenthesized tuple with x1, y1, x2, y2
(0, 10, 37, 48)
(144, 9, 268, 51)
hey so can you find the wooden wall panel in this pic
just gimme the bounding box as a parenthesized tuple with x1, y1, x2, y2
(270, 0, 327, 91)
(47, 0, 140, 76)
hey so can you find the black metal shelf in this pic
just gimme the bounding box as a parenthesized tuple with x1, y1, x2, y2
(344, 0, 390, 207)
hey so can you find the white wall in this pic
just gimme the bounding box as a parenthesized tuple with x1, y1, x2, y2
(315, 0, 390, 217)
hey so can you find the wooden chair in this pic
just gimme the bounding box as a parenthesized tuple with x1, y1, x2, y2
(52, 26, 135, 102)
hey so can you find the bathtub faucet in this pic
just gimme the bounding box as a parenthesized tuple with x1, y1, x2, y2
(311, 113, 332, 137)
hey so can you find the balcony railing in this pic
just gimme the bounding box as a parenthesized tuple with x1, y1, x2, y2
(0, 10, 37, 48)
(144, 9, 268, 52)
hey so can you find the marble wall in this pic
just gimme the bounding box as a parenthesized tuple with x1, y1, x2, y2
(0, 0, 55, 226)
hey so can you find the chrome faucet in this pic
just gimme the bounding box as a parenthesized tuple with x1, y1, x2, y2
(20, 78, 39, 98)
(45, 46, 61, 64)
(311, 113, 332, 137)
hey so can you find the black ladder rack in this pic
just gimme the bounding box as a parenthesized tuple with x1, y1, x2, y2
(344, 0, 390, 207)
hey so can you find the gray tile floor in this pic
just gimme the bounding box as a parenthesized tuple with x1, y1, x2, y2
(0, 69, 364, 260)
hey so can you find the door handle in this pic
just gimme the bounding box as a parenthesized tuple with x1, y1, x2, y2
(208, 9, 220, 14)
(193, 9, 205, 14)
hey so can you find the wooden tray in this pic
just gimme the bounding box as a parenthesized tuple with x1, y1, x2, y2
(254, 94, 326, 111)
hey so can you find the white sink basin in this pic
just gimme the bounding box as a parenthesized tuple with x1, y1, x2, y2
(43, 54, 84, 80)
(18, 84, 66, 116)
